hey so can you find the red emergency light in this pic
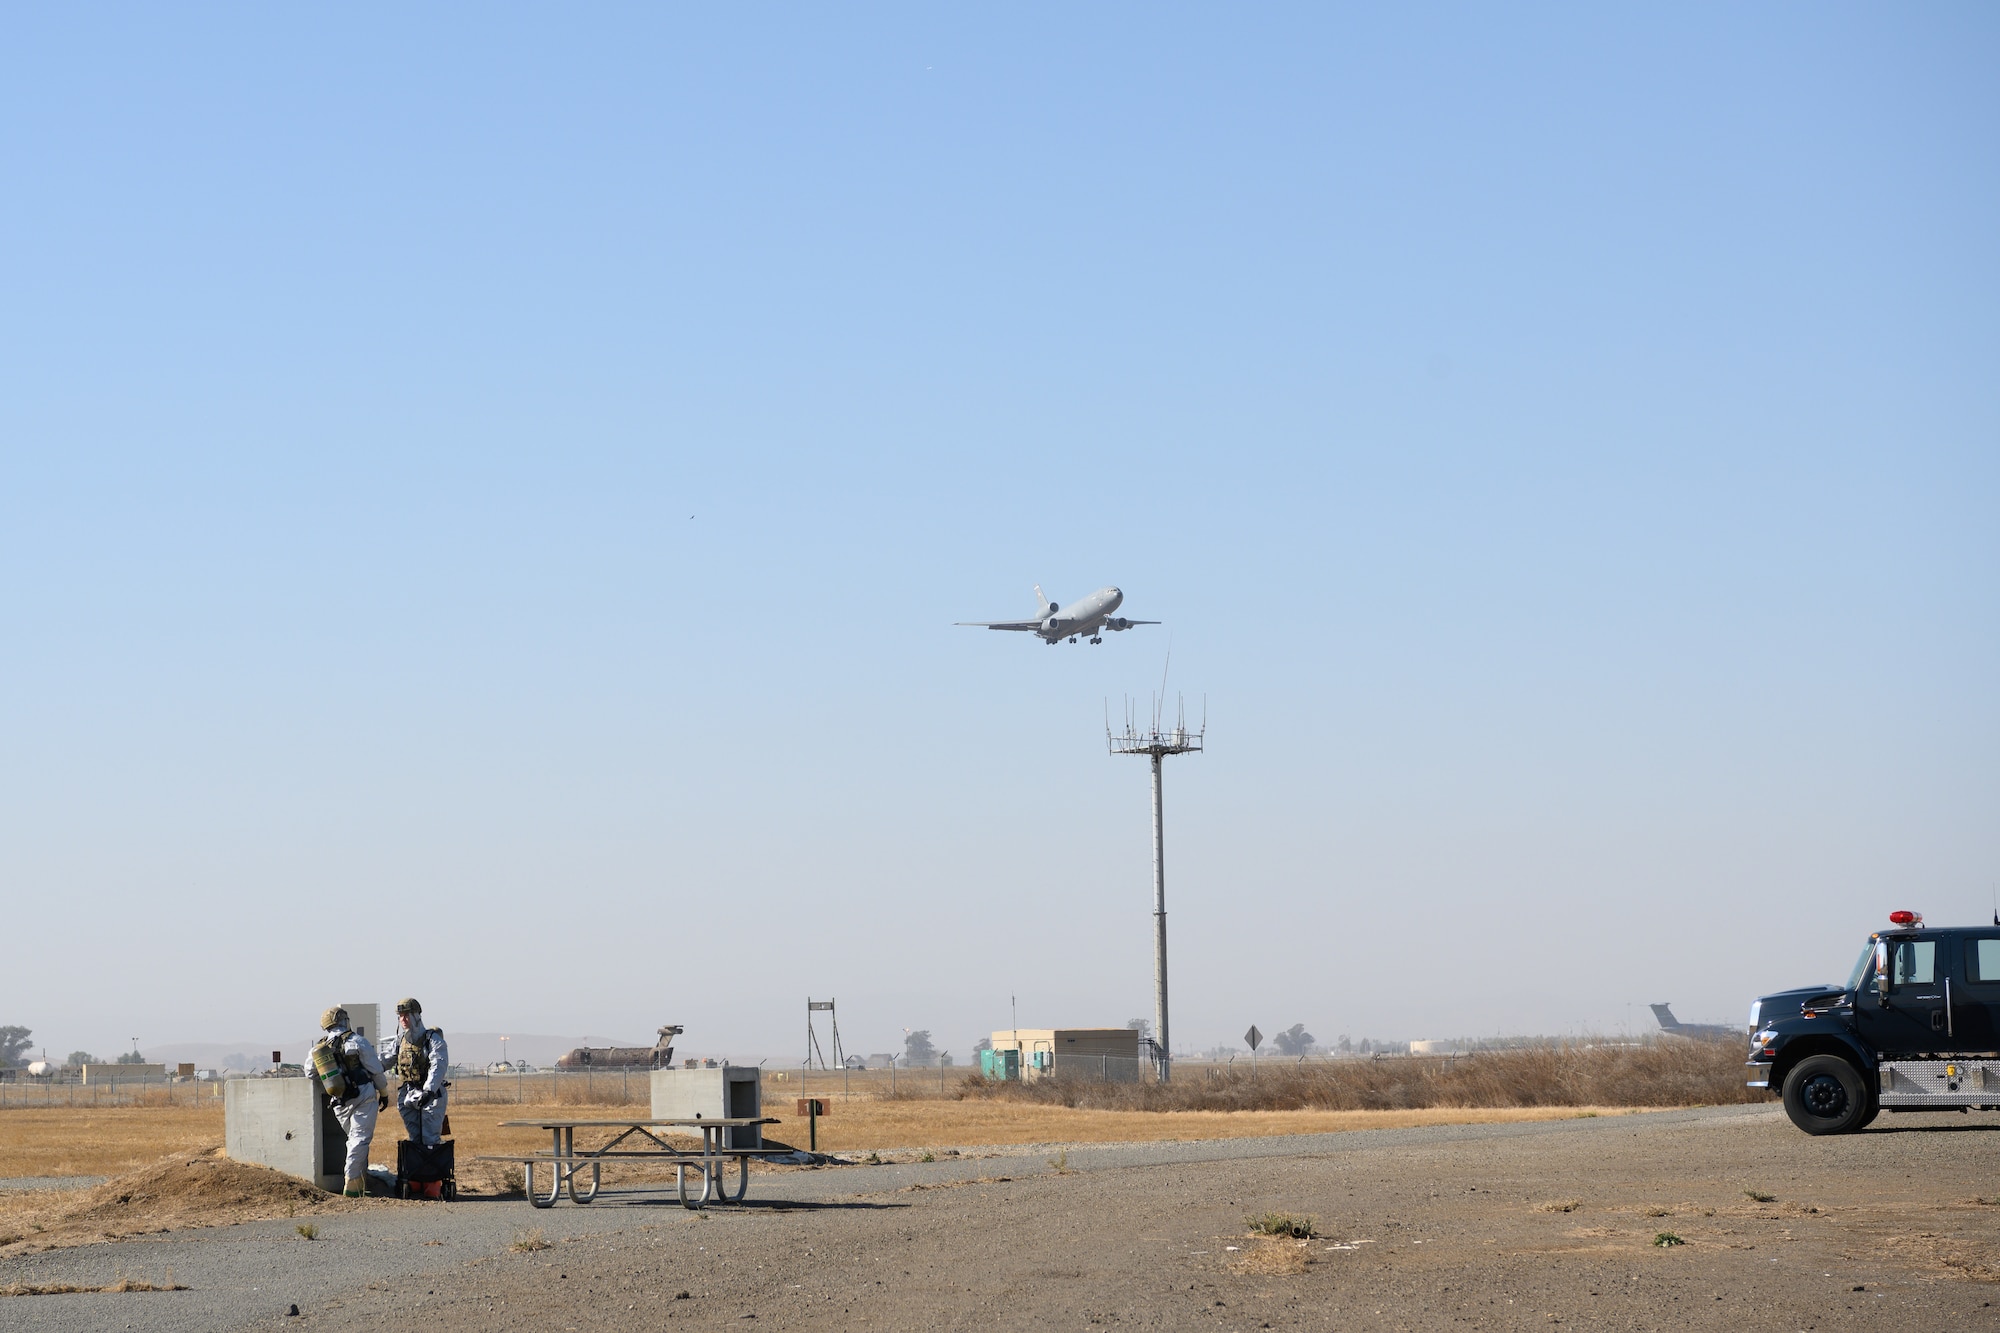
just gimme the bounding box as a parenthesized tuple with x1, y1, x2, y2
(1888, 910, 1922, 926)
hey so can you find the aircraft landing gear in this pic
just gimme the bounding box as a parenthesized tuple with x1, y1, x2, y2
(1090, 636, 1102, 644)
(1068, 636, 1079, 644)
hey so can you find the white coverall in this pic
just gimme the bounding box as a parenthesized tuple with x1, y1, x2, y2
(322, 1024, 388, 1183)
(386, 1020, 449, 1145)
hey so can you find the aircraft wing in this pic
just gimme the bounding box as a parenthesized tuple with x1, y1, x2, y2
(955, 621, 1043, 631)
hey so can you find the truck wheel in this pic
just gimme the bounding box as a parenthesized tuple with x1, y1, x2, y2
(1781, 1055, 1869, 1135)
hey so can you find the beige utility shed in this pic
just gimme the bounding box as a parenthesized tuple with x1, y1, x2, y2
(988, 1028, 1140, 1082)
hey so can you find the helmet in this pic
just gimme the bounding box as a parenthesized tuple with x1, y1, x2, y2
(319, 1006, 349, 1031)
(395, 997, 422, 1016)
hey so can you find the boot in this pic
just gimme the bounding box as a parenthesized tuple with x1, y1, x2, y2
(344, 1176, 366, 1198)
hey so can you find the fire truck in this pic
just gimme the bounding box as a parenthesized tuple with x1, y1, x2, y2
(1747, 911, 2000, 1134)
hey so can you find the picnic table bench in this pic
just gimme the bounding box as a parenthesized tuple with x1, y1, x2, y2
(478, 1117, 784, 1208)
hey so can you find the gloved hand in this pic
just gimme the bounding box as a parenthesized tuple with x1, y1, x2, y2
(378, 1094, 390, 1112)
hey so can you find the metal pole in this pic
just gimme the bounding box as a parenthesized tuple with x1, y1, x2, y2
(1151, 750, 1170, 1084)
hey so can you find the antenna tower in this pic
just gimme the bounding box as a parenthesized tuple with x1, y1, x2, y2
(805, 998, 844, 1070)
(1107, 691, 1205, 1083)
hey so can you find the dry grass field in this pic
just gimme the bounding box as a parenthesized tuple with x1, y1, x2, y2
(953, 1036, 1759, 1112)
(0, 1097, 1638, 1184)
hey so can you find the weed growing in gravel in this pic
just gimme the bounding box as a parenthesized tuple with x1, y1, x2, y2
(511, 1229, 551, 1253)
(1743, 1189, 1775, 1202)
(294, 1223, 318, 1241)
(1048, 1148, 1072, 1175)
(1233, 1239, 1313, 1276)
(1654, 1232, 1685, 1247)
(1246, 1212, 1317, 1239)
(919, 1151, 935, 1163)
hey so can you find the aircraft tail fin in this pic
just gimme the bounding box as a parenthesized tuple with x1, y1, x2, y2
(1034, 584, 1052, 617)
(1649, 1004, 1680, 1031)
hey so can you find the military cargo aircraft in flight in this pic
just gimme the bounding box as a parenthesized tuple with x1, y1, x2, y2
(956, 585, 1158, 645)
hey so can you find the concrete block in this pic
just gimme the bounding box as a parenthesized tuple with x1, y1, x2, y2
(651, 1066, 762, 1148)
(341, 1003, 382, 1046)
(225, 1077, 344, 1190)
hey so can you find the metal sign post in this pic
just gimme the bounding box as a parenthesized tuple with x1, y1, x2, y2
(805, 1000, 843, 1072)
(1245, 1025, 1262, 1078)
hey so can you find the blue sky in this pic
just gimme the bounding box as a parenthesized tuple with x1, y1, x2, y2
(3, 7, 1995, 1063)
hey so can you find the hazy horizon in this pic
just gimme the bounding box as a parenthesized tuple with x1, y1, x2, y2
(4, 8, 1995, 1065)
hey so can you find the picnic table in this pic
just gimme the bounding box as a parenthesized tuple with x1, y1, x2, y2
(480, 1117, 783, 1209)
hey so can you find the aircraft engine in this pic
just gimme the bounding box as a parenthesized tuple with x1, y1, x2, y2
(1042, 617, 1063, 635)
(1105, 617, 1131, 631)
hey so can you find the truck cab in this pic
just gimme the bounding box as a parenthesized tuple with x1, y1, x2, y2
(1748, 911, 2000, 1134)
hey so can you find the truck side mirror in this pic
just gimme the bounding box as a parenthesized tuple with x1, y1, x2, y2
(1874, 941, 1891, 1002)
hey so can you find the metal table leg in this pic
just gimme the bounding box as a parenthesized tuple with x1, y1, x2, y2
(565, 1128, 601, 1204)
(525, 1158, 561, 1209)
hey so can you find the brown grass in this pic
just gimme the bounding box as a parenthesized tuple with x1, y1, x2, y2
(0, 1099, 1653, 1211)
(0, 1107, 226, 1179)
(944, 1038, 1756, 1113)
(1233, 1237, 1314, 1275)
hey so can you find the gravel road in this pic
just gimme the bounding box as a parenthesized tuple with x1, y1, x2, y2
(4, 1104, 1995, 1331)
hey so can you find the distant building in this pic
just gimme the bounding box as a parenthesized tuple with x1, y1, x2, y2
(986, 1028, 1139, 1082)
(81, 1063, 166, 1084)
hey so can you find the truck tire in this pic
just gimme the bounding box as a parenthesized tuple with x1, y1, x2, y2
(1781, 1055, 1870, 1135)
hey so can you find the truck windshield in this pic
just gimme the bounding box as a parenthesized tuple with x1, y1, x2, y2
(1845, 942, 1875, 992)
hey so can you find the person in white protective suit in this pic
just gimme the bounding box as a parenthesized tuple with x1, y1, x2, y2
(313, 1006, 388, 1198)
(384, 997, 449, 1146)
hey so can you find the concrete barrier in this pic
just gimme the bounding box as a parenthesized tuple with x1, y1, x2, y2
(651, 1066, 762, 1148)
(224, 1077, 343, 1190)
(80, 1064, 166, 1084)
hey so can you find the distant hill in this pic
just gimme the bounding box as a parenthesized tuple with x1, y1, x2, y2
(135, 1033, 644, 1071)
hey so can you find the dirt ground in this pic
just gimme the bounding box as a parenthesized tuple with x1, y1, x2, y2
(0, 1099, 1639, 1255)
(310, 1108, 2000, 1332)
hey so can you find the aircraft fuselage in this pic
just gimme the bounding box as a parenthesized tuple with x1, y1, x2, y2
(1038, 586, 1124, 642)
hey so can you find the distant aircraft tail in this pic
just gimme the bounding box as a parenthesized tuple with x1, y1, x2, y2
(1034, 584, 1054, 617)
(1649, 1004, 1680, 1031)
